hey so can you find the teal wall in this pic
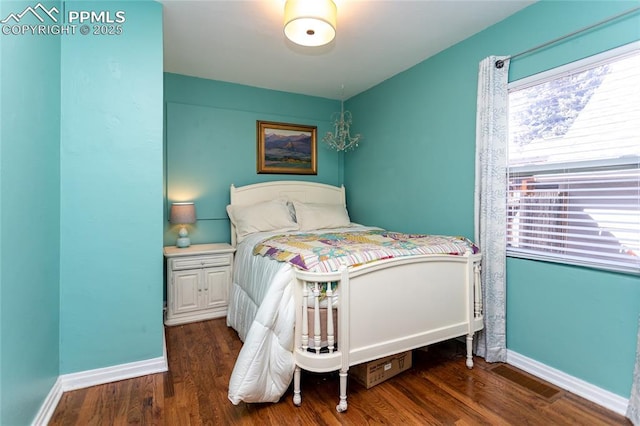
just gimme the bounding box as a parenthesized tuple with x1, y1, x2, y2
(0, 1, 61, 424)
(1, 1, 164, 421)
(163, 73, 342, 246)
(59, 1, 164, 374)
(345, 1, 640, 397)
(1, 0, 3, 416)
(507, 258, 639, 393)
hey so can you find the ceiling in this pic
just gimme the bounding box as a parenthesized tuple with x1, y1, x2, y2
(161, 1, 535, 100)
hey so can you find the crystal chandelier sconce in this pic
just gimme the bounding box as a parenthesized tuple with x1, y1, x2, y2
(323, 92, 362, 152)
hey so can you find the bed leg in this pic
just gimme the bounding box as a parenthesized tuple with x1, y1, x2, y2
(293, 366, 301, 406)
(466, 334, 474, 369)
(335, 370, 348, 412)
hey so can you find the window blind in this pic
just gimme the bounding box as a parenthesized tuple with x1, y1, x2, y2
(507, 44, 640, 275)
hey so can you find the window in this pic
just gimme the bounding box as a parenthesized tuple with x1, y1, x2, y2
(507, 42, 640, 275)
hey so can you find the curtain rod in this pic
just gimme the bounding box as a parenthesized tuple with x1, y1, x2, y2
(495, 6, 640, 68)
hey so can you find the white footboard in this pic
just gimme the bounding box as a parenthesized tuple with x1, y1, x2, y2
(292, 253, 483, 412)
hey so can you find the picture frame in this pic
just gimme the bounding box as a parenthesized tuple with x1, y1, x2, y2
(257, 120, 317, 175)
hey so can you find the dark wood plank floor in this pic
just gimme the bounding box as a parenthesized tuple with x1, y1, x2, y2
(50, 318, 630, 425)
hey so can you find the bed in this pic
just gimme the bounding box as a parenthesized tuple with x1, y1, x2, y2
(226, 181, 483, 412)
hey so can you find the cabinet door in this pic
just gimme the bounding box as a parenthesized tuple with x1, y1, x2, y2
(172, 269, 201, 314)
(202, 266, 230, 309)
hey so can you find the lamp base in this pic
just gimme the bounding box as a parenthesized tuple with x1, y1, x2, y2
(176, 237, 191, 248)
(176, 225, 191, 248)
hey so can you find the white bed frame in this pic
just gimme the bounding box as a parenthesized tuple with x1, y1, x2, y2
(229, 181, 483, 412)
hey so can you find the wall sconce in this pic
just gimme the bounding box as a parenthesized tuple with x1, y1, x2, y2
(170, 202, 196, 248)
(284, 0, 337, 47)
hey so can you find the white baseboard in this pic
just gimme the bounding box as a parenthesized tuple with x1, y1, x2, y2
(32, 334, 168, 425)
(32, 377, 63, 426)
(507, 349, 628, 416)
(60, 353, 168, 392)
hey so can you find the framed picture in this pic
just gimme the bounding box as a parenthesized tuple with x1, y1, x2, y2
(257, 121, 317, 175)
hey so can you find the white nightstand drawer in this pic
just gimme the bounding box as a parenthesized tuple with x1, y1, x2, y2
(164, 243, 235, 326)
(171, 254, 232, 270)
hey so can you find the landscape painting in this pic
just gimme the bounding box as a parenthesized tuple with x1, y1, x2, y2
(257, 121, 317, 175)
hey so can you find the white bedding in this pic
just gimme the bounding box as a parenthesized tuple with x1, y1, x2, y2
(227, 226, 371, 404)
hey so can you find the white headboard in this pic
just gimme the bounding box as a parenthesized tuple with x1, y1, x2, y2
(229, 181, 346, 246)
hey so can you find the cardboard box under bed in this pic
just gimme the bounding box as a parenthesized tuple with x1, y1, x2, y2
(350, 351, 412, 389)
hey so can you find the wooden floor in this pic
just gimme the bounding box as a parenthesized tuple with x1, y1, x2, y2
(50, 318, 630, 425)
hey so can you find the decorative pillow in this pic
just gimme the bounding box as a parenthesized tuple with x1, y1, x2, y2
(292, 201, 351, 231)
(227, 199, 298, 243)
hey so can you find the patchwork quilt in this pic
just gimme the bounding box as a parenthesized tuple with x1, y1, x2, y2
(253, 229, 479, 272)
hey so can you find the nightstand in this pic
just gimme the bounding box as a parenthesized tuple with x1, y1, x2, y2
(163, 243, 235, 326)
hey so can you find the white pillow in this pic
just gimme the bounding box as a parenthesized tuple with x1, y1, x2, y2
(227, 199, 298, 242)
(292, 201, 351, 231)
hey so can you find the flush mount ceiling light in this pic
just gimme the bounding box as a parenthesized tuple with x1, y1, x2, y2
(284, 0, 337, 47)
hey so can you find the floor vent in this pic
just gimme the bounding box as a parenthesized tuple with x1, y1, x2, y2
(491, 364, 561, 400)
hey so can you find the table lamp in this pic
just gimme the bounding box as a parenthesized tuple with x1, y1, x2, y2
(170, 202, 196, 248)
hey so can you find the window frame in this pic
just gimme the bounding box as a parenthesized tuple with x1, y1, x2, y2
(506, 41, 640, 276)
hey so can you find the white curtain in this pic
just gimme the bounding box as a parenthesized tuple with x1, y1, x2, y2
(627, 316, 640, 424)
(473, 56, 510, 363)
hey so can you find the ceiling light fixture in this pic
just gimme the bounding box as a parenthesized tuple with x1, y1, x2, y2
(284, 0, 337, 47)
(323, 86, 362, 152)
